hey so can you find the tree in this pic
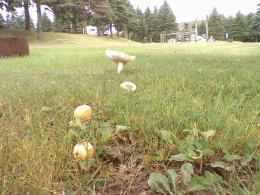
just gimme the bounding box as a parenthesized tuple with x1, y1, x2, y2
(157, 1, 177, 32)
(223, 16, 233, 39)
(41, 12, 52, 32)
(0, 0, 8, 10)
(197, 20, 206, 35)
(208, 8, 224, 40)
(34, 0, 42, 40)
(0, 13, 5, 28)
(230, 12, 247, 41)
(23, 0, 31, 31)
(144, 8, 152, 37)
(6, 10, 25, 30)
(151, 6, 160, 42)
(248, 4, 260, 41)
(130, 7, 146, 42)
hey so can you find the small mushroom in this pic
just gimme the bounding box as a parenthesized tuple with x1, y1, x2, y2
(105, 49, 136, 74)
(120, 81, 136, 92)
(73, 142, 94, 160)
(74, 105, 92, 122)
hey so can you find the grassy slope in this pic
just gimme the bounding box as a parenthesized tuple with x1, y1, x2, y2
(0, 30, 260, 194)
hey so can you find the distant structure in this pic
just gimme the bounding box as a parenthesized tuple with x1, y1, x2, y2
(160, 17, 212, 43)
(83, 25, 117, 36)
(160, 20, 199, 43)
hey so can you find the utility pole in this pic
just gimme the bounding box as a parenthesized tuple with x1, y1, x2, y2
(206, 15, 209, 41)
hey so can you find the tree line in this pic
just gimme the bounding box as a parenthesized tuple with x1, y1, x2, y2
(198, 6, 260, 42)
(0, 0, 259, 42)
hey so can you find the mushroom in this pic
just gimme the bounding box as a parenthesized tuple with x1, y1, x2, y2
(74, 105, 92, 122)
(105, 49, 136, 74)
(120, 81, 136, 92)
(73, 142, 94, 160)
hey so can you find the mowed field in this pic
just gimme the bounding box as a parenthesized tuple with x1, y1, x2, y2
(0, 31, 260, 194)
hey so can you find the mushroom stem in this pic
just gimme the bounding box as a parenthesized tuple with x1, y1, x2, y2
(118, 62, 124, 74)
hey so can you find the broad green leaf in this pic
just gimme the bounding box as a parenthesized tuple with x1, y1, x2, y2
(170, 153, 191, 161)
(210, 161, 232, 171)
(203, 171, 222, 184)
(186, 171, 222, 192)
(224, 154, 241, 161)
(181, 163, 194, 185)
(202, 149, 214, 156)
(185, 135, 194, 145)
(186, 177, 208, 192)
(167, 169, 178, 193)
(160, 130, 174, 144)
(148, 173, 172, 195)
(201, 130, 215, 140)
(186, 149, 202, 160)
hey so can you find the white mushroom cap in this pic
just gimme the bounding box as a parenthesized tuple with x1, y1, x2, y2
(105, 50, 136, 64)
(120, 81, 136, 92)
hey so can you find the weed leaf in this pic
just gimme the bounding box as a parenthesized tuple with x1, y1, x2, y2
(161, 130, 174, 144)
(201, 130, 215, 140)
(170, 153, 191, 161)
(210, 161, 232, 171)
(186, 149, 202, 160)
(186, 171, 222, 192)
(186, 178, 208, 192)
(167, 169, 178, 193)
(181, 163, 194, 185)
(148, 173, 172, 195)
(224, 154, 241, 161)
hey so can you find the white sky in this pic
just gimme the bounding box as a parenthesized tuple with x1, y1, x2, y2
(130, 0, 259, 22)
(0, 0, 259, 24)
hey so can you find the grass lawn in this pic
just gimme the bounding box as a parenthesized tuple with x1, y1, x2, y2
(0, 30, 260, 194)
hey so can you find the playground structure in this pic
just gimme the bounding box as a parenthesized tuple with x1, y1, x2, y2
(160, 18, 209, 43)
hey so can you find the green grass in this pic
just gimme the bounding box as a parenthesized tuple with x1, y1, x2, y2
(0, 30, 259, 194)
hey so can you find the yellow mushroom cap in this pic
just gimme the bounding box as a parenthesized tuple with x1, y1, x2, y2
(74, 105, 92, 121)
(73, 142, 94, 160)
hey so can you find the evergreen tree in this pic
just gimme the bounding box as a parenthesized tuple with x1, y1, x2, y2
(133, 7, 146, 42)
(0, 14, 5, 28)
(231, 12, 247, 41)
(208, 8, 224, 40)
(223, 16, 233, 39)
(157, 1, 177, 32)
(52, 16, 70, 32)
(41, 12, 52, 32)
(110, 0, 129, 38)
(144, 7, 153, 38)
(6, 11, 25, 30)
(151, 6, 160, 42)
(197, 20, 206, 35)
(248, 4, 260, 42)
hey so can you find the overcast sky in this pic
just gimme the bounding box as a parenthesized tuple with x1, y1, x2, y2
(130, 0, 259, 22)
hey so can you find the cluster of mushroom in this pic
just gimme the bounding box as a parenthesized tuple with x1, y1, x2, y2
(72, 50, 137, 161)
(72, 105, 94, 160)
(105, 49, 137, 92)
